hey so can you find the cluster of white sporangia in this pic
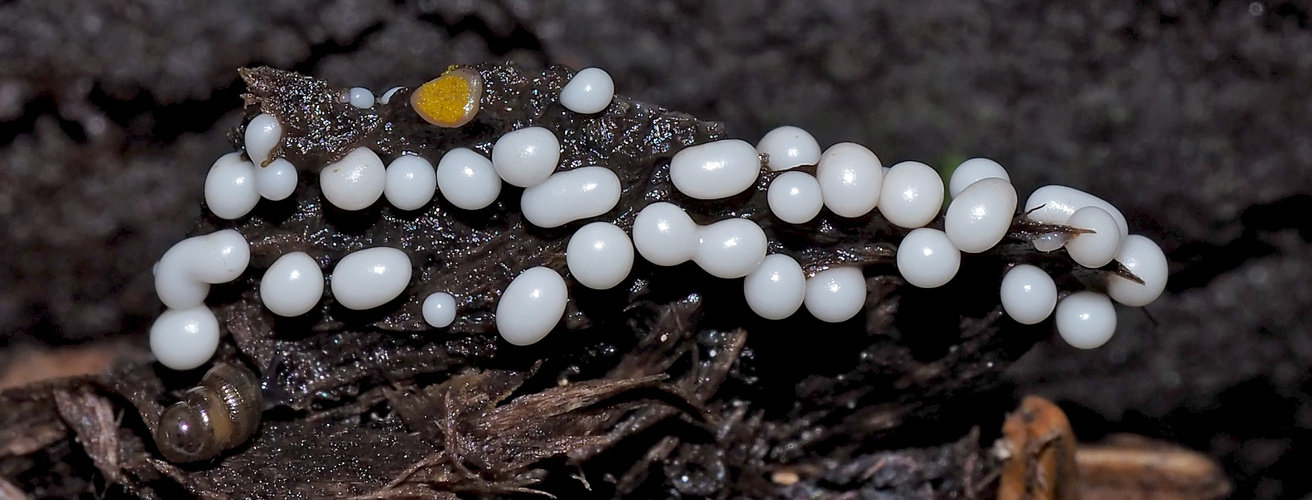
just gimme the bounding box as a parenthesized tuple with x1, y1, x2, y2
(149, 66, 1167, 370)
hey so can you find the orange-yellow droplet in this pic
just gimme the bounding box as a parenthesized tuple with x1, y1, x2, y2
(410, 67, 483, 128)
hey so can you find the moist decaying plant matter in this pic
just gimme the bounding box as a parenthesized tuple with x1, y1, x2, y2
(0, 64, 1225, 499)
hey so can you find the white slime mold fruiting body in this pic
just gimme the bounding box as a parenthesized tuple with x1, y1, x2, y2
(422, 292, 457, 328)
(329, 247, 412, 310)
(559, 67, 615, 114)
(1055, 291, 1117, 349)
(669, 139, 761, 200)
(743, 254, 806, 320)
(496, 266, 568, 346)
(1063, 206, 1122, 268)
(255, 158, 298, 201)
(259, 252, 324, 317)
(948, 158, 1010, 198)
(1106, 234, 1168, 307)
(245, 113, 281, 166)
(384, 155, 437, 211)
(632, 202, 699, 266)
(878, 160, 945, 229)
(521, 166, 621, 228)
(816, 142, 883, 218)
(348, 87, 375, 108)
(149, 306, 221, 370)
(694, 218, 768, 279)
(767, 171, 824, 224)
(804, 267, 867, 323)
(320, 147, 386, 211)
(204, 152, 260, 220)
(944, 177, 1017, 253)
(492, 126, 561, 187)
(154, 229, 251, 309)
(896, 228, 961, 288)
(999, 264, 1058, 325)
(1024, 185, 1129, 239)
(436, 148, 501, 210)
(566, 222, 635, 290)
(757, 126, 821, 171)
(379, 86, 403, 105)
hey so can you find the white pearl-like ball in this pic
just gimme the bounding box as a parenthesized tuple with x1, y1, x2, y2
(804, 267, 867, 323)
(149, 306, 220, 370)
(436, 147, 501, 210)
(1024, 185, 1129, 239)
(767, 171, 823, 224)
(999, 264, 1057, 325)
(669, 139, 761, 200)
(155, 229, 251, 309)
(633, 202, 699, 266)
(259, 252, 324, 317)
(944, 177, 1017, 253)
(496, 266, 568, 346)
(1064, 206, 1122, 268)
(321, 147, 386, 211)
(204, 152, 260, 220)
(521, 166, 621, 228)
(255, 158, 298, 201)
(896, 228, 961, 288)
(816, 142, 883, 218)
(694, 218, 768, 279)
(1106, 234, 1168, 307)
(1056, 291, 1117, 349)
(384, 155, 437, 211)
(948, 158, 1010, 198)
(566, 222, 634, 289)
(245, 113, 281, 166)
(492, 126, 560, 188)
(422, 292, 457, 328)
(743, 254, 806, 320)
(329, 247, 412, 310)
(756, 126, 821, 171)
(878, 160, 945, 229)
(348, 87, 375, 108)
(559, 67, 615, 114)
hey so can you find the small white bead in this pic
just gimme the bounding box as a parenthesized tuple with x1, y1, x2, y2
(948, 158, 1010, 198)
(944, 177, 1017, 253)
(259, 252, 324, 317)
(669, 139, 761, 200)
(1106, 234, 1168, 307)
(384, 155, 437, 211)
(379, 86, 402, 105)
(255, 158, 298, 201)
(329, 247, 412, 310)
(321, 147, 386, 211)
(694, 218, 768, 279)
(204, 152, 260, 220)
(150, 306, 221, 370)
(422, 292, 457, 328)
(743, 254, 805, 320)
(804, 267, 867, 323)
(496, 266, 568, 346)
(999, 264, 1057, 325)
(878, 160, 945, 229)
(1064, 206, 1122, 268)
(492, 127, 560, 187)
(521, 166, 621, 228)
(632, 202, 699, 266)
(189, 230, 249, 284)
(756, 126, 821, 171)
(896, 228, 961, 288)
(154, 229, 251, 309)
(436, 147, 501, 210)
(767, 171, 823, 224)
(816, 142, 883, 218)
(566, 222, 634, 289)
(1031, 232, 1069, 252)
(1024, 185, 1129, 239)
(559, 67, 615, 114)
(348, 87, 375, 108)
(1056, 291, 1117, 349)
(245, 113, 281, 166)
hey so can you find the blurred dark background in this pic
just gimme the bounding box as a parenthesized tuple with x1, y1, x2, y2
(1, 1, 1309, 498)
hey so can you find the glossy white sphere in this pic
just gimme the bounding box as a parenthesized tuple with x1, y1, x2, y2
(559, 67, 615, 114)
(496, 266, 568, 346)
(743, 254, 806, 320)
(422, 292, 457, 328)
(150, 306, 220, 370)
(1064, 206, 1121, 268)
(436, 147, 501, 210)
(670, 139, 761, 200)
(1056, 291, 1117, 349)
(384, 155, 437, 211)
(329, 247, 412, 310)
(204, 152, 260, 220)
(948, 158, 1010, 198)
(632, 202, 699, 266)
(694, 218, 768, 279)
(348, 87, 375, 108)
(379, 86, 402, 105)
(944, 177, 1017, 253)
(521, 166, 621, 228)
(878, 160, 945, 229)
(1106, 235, 1168, 307)
(492, 126, 560, 187)
(999, 264, 1057, 325)
(321, 147, 386, 211)
(1024, 185, 1129, 239)
(816, 142, 883, 218)
(757, 126, 821, 171)
(255, 158, 298, 201)
(896, 228, 961, 288)
(767, 171, 823, 224)
(566, 222, 634, 289)
(161, 229, 250, 293)
(259, 252, 324, 317)
(804, 267, 867, 323)
(245, 113, 281, 166)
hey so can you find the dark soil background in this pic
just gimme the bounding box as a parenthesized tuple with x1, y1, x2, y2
(0, 1, 1308, 498)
